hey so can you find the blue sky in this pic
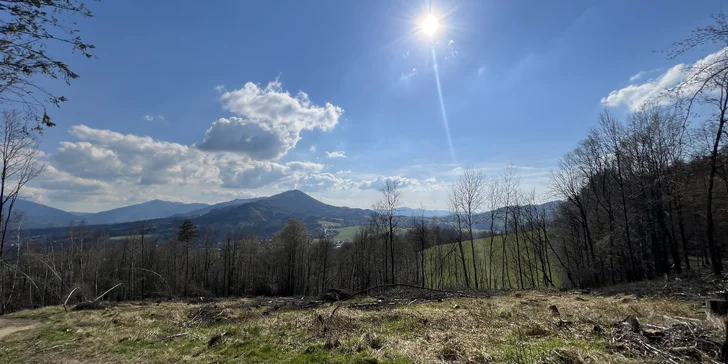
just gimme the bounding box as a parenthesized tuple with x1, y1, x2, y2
(25, 0, 728, 212)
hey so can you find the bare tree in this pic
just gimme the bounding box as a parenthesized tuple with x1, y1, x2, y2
(0, 110, 42, 259)
(448, 186, 470, 289)
(378, 179, 401, 284)
(452, 167, 486, 289)
(485, 176, 501, 288)
(0, 0, 97, 130)
(668, 12, 728, 274)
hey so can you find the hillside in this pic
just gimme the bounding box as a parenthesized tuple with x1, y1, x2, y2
(0, 288, 718, 363)
(180, 197, 263, 217)
(194, 190, 371, 235)
(434, 200, 562, 232)
(7, 200, 81, 229)
(82, 200, 209, 225)
(424, 232, 563, 289)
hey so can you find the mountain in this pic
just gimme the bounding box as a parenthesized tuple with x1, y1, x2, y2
(8, 199, 81, 229)
(193, 190, 372, 235)
(82, 200, 209, 225)
(432, 200, 563, 231)
(180, 197, 263, 217)
(395, 207, 450, 217)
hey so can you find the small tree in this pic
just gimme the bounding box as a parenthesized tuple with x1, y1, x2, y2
(452, 167, 486, 289)
(378, 179, 401, 284)
(177, 219, 198, 295)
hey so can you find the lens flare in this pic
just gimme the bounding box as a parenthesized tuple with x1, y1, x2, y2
(430, 44, 456, 163)
(422, 15, 439, 36)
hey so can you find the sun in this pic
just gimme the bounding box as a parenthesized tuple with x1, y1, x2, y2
(421, 15, 439, 36)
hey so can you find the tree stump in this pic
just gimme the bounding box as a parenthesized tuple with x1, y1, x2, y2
(706, 299, 728, 363)
(707, 299, 728, 319)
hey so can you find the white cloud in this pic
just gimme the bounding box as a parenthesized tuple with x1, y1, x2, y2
(336, 170, 351, 174)
(358, 176, 421, 190)
(309, 145, 316, 153)
(45, 124, 361, 209)
(214, 85, 226, 92)
(325, 151, 346, 159)
(143, 114, 165, 122)
(197, 79, 343, 159)
(448, 39, 458, 57)
(602, 47, 728, 111)
(54, 125, 221, 186)
(628, 71, 646, 82)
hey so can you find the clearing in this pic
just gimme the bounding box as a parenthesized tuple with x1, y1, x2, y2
(0, 282, 724, 363)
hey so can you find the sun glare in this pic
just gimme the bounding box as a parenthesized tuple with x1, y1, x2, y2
(422, 15, 439, 36)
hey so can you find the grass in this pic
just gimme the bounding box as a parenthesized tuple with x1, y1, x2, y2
(424, 233, 564, 289)
(332, 226, 361, 242)
(0, 291, 712, 363)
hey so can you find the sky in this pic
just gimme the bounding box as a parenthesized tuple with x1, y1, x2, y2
(21, 0, 728, 212)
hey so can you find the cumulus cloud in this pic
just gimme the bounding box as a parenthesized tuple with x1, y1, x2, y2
(358, 176, 421, 190)
(602, 47, 728, 111)
(197, 117, 292, 160)
(197, 79, 343, 159)
(219, 159, 328, 189)
(309, 145, 316, 153)
(53, 125, 222, 186)
(34, 165, 110, 193)
(325, 151, 346, 159)
(50, 124, 356, 199)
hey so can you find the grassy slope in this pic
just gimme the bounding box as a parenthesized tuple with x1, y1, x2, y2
(332, 226, 361, 242)
(425, 233, 563, 289)
(0, 291, 711, 363)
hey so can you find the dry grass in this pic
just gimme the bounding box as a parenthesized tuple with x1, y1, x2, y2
(0, 291, 718, 363)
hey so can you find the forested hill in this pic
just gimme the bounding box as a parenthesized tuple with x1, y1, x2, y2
(23, 190, 373, 238)
(192, 190, 372, 235)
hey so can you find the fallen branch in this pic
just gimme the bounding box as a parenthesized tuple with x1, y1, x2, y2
(120, 268, 170, 287)
(94, 283, 123, 302)
(62, 287, 81, 312)
(329, 303, 342, 319)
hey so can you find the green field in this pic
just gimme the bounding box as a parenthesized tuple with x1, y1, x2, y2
(332, 226, 360, 242)
(318, 220, 342, 227)
(424, 233, 561, 289)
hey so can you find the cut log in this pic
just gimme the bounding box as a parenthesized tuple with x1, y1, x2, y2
(705, 299, 728, 362)
(706, 299, 728, 318)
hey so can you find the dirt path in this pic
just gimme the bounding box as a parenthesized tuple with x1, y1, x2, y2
(0, 319, 39, 340)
